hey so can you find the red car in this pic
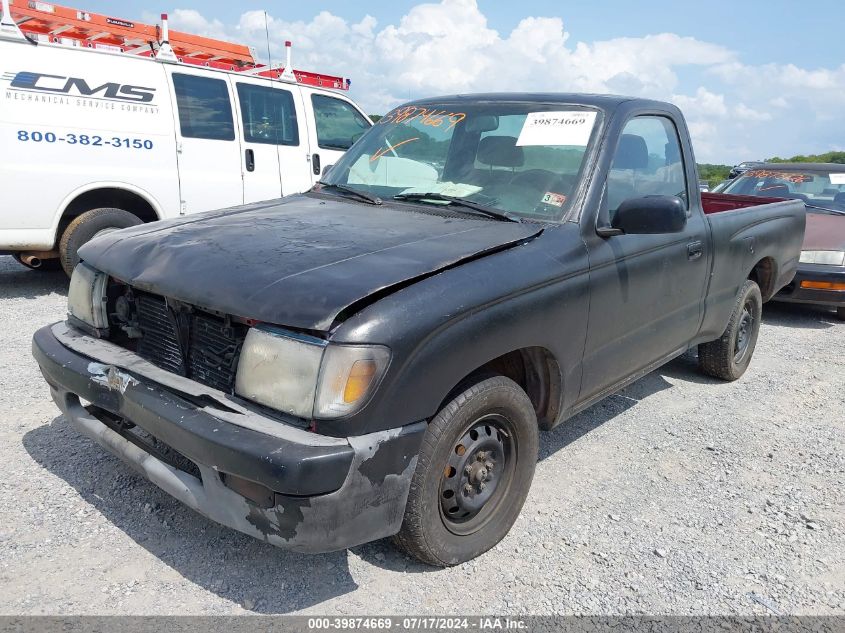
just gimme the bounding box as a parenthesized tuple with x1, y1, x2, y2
(722, 163, 845, 320)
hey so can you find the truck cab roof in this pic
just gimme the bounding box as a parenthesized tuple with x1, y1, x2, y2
(407, 93, 670, 112)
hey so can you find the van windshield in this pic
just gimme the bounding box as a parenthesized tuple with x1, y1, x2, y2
(318, 102, 601, 221)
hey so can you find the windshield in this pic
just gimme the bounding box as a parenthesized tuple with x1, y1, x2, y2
(318, 102, 601, 221)
(723, 168, 845, 213)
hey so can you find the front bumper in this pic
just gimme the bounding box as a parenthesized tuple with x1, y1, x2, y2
(774, 263, 845, 308)
(33, 322, 425, 553)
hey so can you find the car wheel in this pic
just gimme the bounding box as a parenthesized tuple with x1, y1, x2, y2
(12, 253, 62, 271)
(836, 306, 845, 321)
(393, 375, 539, 566)
(59, 208, 142, 276)
(698, 279, 762, 381)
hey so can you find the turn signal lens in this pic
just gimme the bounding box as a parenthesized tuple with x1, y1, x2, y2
(343, 359, 378, 403)
(800, 280, 845, 290)
(315, 345, 390, 418)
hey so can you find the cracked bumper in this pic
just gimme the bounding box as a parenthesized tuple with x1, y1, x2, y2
(32, 323, 425, 553)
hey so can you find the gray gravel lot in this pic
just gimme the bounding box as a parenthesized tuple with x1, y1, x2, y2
(0, 254, 843, 616)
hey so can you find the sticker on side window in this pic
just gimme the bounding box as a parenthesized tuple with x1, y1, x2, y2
(830, 174, 845, 185)
(516, 111, 597, 147)
(541, 192, 567, 207)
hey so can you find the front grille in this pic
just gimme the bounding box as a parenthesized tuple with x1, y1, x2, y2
(189, 312, 244, 392)
(137, 294, 185, 375)
(133, 293, 246, 392)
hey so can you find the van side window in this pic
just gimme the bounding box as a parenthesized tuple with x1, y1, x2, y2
(311, 94, 370, 151)
(172, 74, 235, 141)
(236, 84, 299, 146)
(607, 116, 687, 216)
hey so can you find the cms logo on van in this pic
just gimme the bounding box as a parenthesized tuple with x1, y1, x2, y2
(7, 71, 156, 103)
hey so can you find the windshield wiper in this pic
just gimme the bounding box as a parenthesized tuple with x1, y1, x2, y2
(805, 204, 845, 216)
(317, 182, 382, 205)
(392, 192, 518, 222)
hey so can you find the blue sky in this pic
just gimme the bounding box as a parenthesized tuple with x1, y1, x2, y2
(79, 0, 840, 68)
(78, 0, 845, 163)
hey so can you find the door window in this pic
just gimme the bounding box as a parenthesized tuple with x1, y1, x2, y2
(607, 116, 687, 215)
(236, 83, 299, 146)
(311, 94, 370, 151)
(172, 74, 235, 141)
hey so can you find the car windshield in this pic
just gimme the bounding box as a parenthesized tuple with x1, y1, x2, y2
(723, 168, 845, 213)
(318, 101, 601, 221)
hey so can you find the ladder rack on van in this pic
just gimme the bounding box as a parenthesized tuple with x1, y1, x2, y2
(0, 0, 351, 90)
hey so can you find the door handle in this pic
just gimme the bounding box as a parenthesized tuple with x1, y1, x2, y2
(312, 153, 321, 176)
(245, 149, 255, 172)
(687, 240, 703, 260)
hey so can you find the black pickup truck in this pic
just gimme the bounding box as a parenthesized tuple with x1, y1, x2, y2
(33, 94, 805, 566)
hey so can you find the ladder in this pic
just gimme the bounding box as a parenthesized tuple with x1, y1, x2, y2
(0, 0, 350, 90)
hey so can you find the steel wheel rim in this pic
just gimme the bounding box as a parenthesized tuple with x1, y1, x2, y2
(438, 413, 516, 536)
(734, 300, 754, 363)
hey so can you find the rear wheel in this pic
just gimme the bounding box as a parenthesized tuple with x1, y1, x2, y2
(12, 253, 62, 271)
(393, 375, 538, 566)
(698, 279, 762, 380)
(59, 208, 142, 276)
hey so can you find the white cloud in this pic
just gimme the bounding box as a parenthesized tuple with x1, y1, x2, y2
(162, 0, 845, 163)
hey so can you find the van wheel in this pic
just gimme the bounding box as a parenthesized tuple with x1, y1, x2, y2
(393, 375, 538, 566)
(59, 208, 142, 276)
(12, 254, 62, 271)
(698, 279, 762, 381)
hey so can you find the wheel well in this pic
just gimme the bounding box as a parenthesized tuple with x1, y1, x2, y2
(443, 347, 562, 430)
(749, 256, 777, 301)
(58, 188, 158, 240)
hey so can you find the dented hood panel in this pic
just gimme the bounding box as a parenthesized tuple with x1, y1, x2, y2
(79, 195, 542, 331)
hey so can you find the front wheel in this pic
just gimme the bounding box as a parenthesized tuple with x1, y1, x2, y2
(393, 375, 539, 566)
(698, 279, 762, 380)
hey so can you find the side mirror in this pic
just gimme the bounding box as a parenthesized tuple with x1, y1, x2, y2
(322, 164, 334, 178)
(612, 195, 687, 234)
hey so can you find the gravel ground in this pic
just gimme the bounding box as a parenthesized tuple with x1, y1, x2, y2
(0, 254, 843, 616)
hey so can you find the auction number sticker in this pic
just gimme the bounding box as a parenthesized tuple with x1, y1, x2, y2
(516, 110, 597, 147)
(829, 173, 845, 185)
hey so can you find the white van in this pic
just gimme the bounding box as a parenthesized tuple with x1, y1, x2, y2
(0, 2, 371, 274)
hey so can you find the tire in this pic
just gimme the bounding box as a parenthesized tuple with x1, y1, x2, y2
(393, 375, 539, 566)
(59, 208, 142, 276)
(698, 279, 762, 381)
(12, 253, 62, 271)
(836, 306, 845, 321)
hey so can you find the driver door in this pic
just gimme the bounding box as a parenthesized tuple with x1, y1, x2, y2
(301, 89, 371, 184)
(579, 115, 709, 402)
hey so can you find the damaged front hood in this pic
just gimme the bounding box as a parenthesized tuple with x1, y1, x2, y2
(79, 195, 542, 331)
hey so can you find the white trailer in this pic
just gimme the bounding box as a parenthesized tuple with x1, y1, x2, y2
(0, 0, 371, 274)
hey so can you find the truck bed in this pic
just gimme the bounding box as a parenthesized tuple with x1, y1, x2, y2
(701, 192, 787, 215)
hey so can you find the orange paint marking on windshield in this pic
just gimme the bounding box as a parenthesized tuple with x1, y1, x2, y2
(379, 106, 467, 130)
(370, 137, 420, 162)
(745, 170, 813, 184)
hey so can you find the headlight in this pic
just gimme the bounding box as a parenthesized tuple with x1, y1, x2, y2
(67, 263, 108, 330)
(235, 327, 390, 420)
(799, 250, 845, 266)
